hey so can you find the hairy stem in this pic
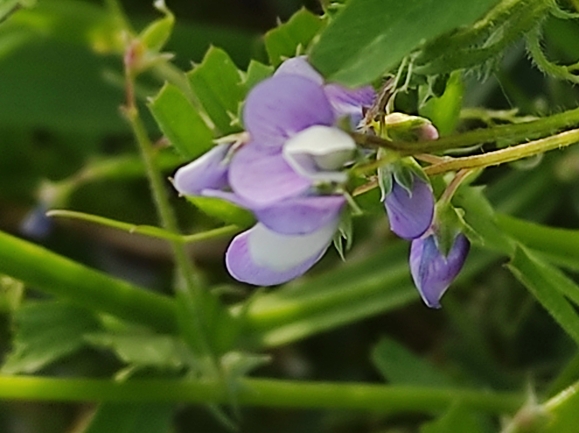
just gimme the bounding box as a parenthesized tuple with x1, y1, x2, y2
(123, 45, 217, 371)
(424, 128, 579, 175)
(351, 105, 579, 154)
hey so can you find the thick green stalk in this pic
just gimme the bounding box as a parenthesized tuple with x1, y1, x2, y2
(0, 230, 177, 333)
(0, 375, 523, 415)
(352, 106, 579, 154)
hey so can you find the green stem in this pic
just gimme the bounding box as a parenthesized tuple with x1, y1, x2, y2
(0, 375, 523, 414)
(424, 128, 579, 175)
(0, 230, 177, 333)
(526, 24, 579, 84)
(351, 106, 579, 154)
(124, 104, 217, 368)
(47, 210, 238, 244)
(123, 48, 216, 370)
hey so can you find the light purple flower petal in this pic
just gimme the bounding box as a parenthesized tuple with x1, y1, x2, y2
(324, 84, 375, 126)
(229, 143, 311, 207)
(384, 176, 435, 240)
(410, 233, 470, 308)
(243, 74, 335, 148)
(255, 195, 345, 235)
(225, 220, 338, 286)
(173, 144, 230, 196)
(274, 56, 324, 85)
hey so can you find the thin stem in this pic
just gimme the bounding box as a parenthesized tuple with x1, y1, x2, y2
(351, 105, 579, 154)
(424, 128, 579, 175)
(0, 376, 523, 415)
(544, 379, 579, 412)
(47, 210, 238, 244)
(439, 169, 473, 203)
(123, 46, 217, 371)
(526, 24, 579, 84)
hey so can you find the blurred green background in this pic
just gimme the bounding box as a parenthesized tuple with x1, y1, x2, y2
(1, 1, 579, 432)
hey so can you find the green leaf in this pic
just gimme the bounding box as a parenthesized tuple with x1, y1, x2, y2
(138, 0, 174, 53)
(198, 289, 244, 354)
(421, 403, 488, 433)
(372, 337, 452, 388)
(83, 403, 174, 433)
(508, 247, 579, 345)
(85, 333, 188, 374)
(0, 275, 24, 313)
(188, 196, 255, 228)
(264, 8, 323, 66)
(419, 71, 464, 136)
(309, 0, 500, 86)
(243, 60, 274, 91)
(0, 0, 19, 21)
(240, 241, 498, 348)
(187, 47, 245, 135)
(148, 82, 213, 159)
(240, 241, 416, 347)
(2, 301, 101, 374)
(452, 186, 515, 255)
(498, 214, 579, 272)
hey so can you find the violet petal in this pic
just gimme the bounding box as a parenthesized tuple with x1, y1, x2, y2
(384, 176, 435, 240)
(324, 84, 375, 126)
(225, 220, 337, 286)
(243, 74, 335, 148)
(410, 233, 470, 308)
(173, 144, 230, 196)
(255, 195, 345, 235)
(274, 56, 324, 85)
(228, 143, 311, 207)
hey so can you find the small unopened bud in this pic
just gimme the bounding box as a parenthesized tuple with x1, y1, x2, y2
(383, 113, 439, 141)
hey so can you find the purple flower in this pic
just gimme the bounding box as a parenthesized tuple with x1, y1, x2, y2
(384, 174, 435, 240)
(410, 232, 470, 308)
(380, 117, 439, 241)
(225, 219, 340, 286)
(173, 143, 230, 196)
(174, 58, 374, 286)
(274, 56, 375, 127)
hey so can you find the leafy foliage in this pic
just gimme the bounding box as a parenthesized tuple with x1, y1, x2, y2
(187, 47, 246, 135)
(2, 301, 102, 374)
(148, 83, 213, 159)
(264, 7, 323, 66)
(310, 0, 500, 85)
(2, 1, 579, 432)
